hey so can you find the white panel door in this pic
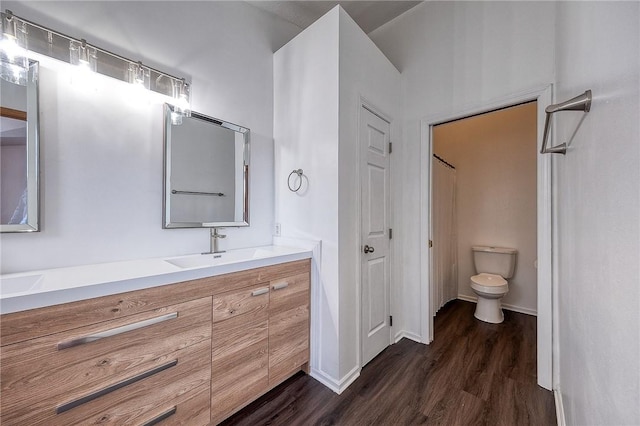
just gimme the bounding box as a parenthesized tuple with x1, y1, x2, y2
(360, 106, 391, 367)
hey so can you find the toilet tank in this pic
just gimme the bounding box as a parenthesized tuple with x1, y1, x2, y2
(472, 246, 517, 279)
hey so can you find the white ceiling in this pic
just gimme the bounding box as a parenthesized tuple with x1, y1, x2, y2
(247, 1, 422, 34)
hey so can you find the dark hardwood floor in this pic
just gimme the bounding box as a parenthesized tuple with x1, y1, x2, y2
(221, 300, 556, 425)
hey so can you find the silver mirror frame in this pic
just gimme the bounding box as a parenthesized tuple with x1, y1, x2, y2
(162, 104, 250, 229)
(1, 60, 39, 233)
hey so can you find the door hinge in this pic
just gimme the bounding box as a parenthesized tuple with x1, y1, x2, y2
(389, 315, 393, 327)
(389, 142, 393, 154)
(429, 240, 433, 248)
(389, 228, 393, 239)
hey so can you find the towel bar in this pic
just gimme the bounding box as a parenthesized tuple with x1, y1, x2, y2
(171, 189, 224, 196)
(540, 90, 592, 155)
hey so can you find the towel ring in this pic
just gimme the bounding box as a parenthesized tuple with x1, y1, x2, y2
(288, 169, 303, 192)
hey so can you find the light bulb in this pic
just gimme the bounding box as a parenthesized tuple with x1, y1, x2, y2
(172, 79, 191, 119)
(69, 39, 97, 72)
(128, 61, 150, 89)
(0, 10, 28, 85)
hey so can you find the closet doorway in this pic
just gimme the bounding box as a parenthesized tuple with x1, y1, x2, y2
(360, 105, 392, 367)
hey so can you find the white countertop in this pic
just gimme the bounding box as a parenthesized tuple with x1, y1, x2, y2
(0, 245, 312, 315)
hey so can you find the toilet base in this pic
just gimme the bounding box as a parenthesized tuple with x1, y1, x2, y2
(473, 296, 505, 324)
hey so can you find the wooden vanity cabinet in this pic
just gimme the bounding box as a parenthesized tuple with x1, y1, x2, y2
(0, 258, 311, 426)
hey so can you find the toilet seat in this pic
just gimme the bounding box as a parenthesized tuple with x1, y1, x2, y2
(470, 273, 508, 295)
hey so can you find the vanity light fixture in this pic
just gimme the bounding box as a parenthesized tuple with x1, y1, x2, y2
(0, 10, 28, 85)
(0, 9, 191, 115)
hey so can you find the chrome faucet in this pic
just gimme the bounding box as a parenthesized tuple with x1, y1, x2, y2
(204, 227, 226, 255)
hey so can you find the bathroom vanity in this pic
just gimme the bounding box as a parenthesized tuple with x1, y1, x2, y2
(0, 247, 311, 425)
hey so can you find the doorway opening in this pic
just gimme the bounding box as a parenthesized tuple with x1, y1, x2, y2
(420, 86, 554, 390)
(431, 101, 537, 319)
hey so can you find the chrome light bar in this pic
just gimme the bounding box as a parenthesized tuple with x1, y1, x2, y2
(0, 9, 190, 115)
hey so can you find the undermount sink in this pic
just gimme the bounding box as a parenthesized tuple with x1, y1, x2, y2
(1, 274, 44, 296)
(164, 247, 276, 269)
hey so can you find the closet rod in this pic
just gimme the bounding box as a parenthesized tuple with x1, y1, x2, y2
(433, 154, 456, 169)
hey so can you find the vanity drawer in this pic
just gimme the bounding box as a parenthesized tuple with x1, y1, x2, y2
(213, 283, 270, 323)
(257, 258, 311, 283)
(0, 282, 216, 347)
(0, 297, 212, 425)
(154, 385, 211, 426)
(24, 339, 209, 425)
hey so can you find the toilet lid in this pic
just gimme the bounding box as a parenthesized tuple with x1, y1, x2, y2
(470, 273, 508, 294)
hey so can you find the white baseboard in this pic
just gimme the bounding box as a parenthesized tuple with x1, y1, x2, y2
(394, 330, 423, 344)
(310, 365, 360, 395)
(554, 388, 566, 426)
(502, 302, 537, 316)
(457, 294, 537, 316)
(457, 294, 477, 304)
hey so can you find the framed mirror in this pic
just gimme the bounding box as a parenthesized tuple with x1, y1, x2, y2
(1, 60, 39, 233)
(163, 104, 250, 228)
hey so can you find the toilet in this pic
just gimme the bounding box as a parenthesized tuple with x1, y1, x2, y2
(470, 246, 517, 324)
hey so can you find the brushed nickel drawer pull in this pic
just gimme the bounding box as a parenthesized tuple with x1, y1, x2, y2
(251, 287, 269, 296)
(56, 360, 178, 414)
(143, 406, 177, 426)
(57, 312, 178, 350)
(272, 282, 289, 291)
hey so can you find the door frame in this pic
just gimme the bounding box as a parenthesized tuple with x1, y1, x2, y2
(357, 97, 394, 370)
(419, 85, 554, 390)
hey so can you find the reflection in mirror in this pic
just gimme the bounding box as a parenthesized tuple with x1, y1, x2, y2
(1, 60, 39, 232)
(163, 104, 249, 228)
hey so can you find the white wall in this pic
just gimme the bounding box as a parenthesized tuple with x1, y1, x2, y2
(274, 6, 400, 390)
(434, 102, 538, 314)
(274, 7, 341, 382)
(370, 0, 556, 341)
(0, 1, 300, 273)
(554, 2, 640, 425)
